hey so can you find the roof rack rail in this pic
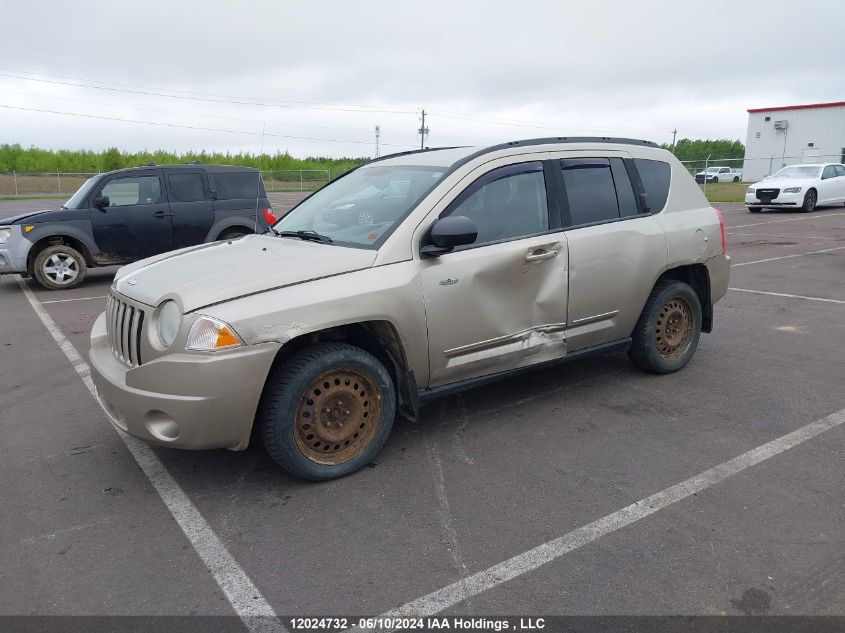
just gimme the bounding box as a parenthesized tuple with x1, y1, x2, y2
(367, 146, 465, 165)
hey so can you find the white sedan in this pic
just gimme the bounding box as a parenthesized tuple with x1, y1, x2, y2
(746, 163, 845, 212)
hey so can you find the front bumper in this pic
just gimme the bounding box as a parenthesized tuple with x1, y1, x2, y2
(745, 191, 803, 207)
(0, 227, 32, 274)
(89, 312, 281, 450)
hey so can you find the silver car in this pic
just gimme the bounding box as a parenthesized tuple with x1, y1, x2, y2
(89, 137, 731, 480)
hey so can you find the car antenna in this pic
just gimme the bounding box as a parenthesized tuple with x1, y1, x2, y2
(254, 122, 266, 235)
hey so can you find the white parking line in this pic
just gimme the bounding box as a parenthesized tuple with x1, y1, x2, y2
(726, 232, 839, 240)
(16, 279, 285, 633)
(371, 407, 845, 620)
(726, 212, 845, 230)
(729, 288, 845, 305)
(40, 294, 108, 304)
(732, 245, 845, 267)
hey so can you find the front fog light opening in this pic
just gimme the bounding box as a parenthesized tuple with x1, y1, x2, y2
(187, 316, 243, 351)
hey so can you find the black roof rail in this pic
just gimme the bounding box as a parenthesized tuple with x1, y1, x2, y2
(448, 136, 660, 173)
(366, 146, 465, 165)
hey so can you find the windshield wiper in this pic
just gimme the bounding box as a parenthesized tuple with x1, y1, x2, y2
(276, 230, 334, 244)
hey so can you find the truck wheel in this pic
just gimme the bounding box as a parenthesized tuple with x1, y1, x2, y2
(801, 189, 817, 212)
(711, 176, 719, 183)
(33, 244, 88, 290)
(628, 280, 702, 374)
(258, 343, 396, 481)
(733, 176, 740, 182)
(748, 206, 762, 213)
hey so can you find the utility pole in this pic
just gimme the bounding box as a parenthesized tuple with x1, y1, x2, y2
(418, 109, 429, 149)
(671, 129, 678, 154)
(374, 125, 380, 158)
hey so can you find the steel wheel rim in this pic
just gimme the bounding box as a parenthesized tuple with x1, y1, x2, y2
(42, 252, 79, 284)
(294, 368, 382, 465)
(655, 296, 693, 361)
(806, 191, 816, 210)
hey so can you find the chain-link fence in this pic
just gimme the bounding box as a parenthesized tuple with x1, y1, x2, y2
(0, 169, 335, 197)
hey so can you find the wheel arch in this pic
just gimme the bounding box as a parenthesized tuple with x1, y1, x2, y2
(263, 319, 418, 421)
(654, 264, 712, 332)
(26, 233, 95, 275)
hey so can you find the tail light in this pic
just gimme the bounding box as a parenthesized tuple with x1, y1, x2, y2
(263, 207, 277, 225)
(714, 208, 726, 254)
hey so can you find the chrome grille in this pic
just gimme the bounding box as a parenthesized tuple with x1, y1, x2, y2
(106, 294, 145, 366)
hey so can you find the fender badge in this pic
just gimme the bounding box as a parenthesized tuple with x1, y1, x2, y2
(126, 278, 138, 286)
(439, 278, 459, 286)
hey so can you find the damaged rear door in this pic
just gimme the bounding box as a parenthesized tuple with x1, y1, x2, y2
(418, 159, 569, 387)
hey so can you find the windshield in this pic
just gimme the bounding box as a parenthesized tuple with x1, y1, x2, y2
(273, 165, 446, 247)
(771, 166, 822, 179)
(63, 177, 98, 209)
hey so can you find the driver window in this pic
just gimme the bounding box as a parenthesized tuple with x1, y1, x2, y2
(821, 166, 836, 180)
(100, 175, 162, 207)
(443, 162, 549, 245)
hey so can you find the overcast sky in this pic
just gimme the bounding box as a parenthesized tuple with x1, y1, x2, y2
(1, 0, 843, 159)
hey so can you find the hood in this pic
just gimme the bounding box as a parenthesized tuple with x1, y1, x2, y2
(3, 208, 89, 225)
(752, 177, 816, 189)
(112, 234, 378, 312)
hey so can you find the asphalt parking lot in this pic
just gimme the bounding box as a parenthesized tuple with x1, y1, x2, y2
(1, 197, 843, 625)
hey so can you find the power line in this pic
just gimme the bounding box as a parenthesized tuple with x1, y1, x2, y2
(0, 71, 417, 115)
(0, 66, 417, 113)
(0, 103, 416, 147)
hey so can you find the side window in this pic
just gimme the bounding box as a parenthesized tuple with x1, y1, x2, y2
(559, 158, 619, 225)
(821, 165, 836, 179)
(720, 168, 730, 174)
(443, 162, 549, 244)
(100, 175, 161, 207)
(610, 158, 639, 217)
(169, 173, 206, 202)
(833, 165, 845, 177)
(633, 159, 671, 213)
(213, 172, 265, 200)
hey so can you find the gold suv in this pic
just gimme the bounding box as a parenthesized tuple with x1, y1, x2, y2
(89, 137, 731, 480)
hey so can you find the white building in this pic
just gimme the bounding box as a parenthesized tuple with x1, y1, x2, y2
(742, 101, 845, 182)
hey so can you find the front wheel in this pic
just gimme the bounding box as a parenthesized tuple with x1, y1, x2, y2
(258, 343, 396, 481)
(33, 244, 88, 290)
(628, 280, 702, 374)
(748, 206, 762, 213)
(801, 189, 817, 212)
(711, 176, 719, 183)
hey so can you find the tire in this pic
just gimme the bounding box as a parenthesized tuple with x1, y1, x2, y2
(218, 228, 251, 240)
(733, 176, 740, 182)
(801, 189, 817, 212)
(748, 206, 762, 213)
(33, 244, 88, 290)
(711, 177, 719, 183)
(628, 280, 702, 374)
(258, 343, 396, 481)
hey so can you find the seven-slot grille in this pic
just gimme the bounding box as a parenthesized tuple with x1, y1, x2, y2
(106, 293, 145, 366)
(756, 188, 780, 200)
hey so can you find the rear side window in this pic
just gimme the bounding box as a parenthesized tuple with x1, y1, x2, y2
(834, 165, 845, 177)
(169, 173, 206, 202)
(634, 159, 671, 212)
(213, 172, 266, 200)
(559, 158, 619, 225)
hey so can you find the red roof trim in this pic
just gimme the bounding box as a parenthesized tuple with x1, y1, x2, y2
(748, 101, 845, 113)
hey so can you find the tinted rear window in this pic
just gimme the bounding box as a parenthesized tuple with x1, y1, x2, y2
(213, 172, 266, 200)
(634, 159, 671, 212)
(560, 158, 619, 225)
(169, 173, 206, 202)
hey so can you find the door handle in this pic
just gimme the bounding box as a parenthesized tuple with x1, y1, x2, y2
(153, 210, 170, 218)
(525, 248, 558, 262)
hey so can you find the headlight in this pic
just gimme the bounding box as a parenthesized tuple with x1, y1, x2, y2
(0, 227, 11, 244)
(187, 316, 243, 351)
(155, 300, 181, 348)
(746, 188, 756, 194)
(783, 187, 802, 193)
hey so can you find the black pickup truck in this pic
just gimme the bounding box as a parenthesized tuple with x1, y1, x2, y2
(0, 164, 275, 289)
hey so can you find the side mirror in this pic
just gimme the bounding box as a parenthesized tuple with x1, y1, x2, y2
(421, 215, 477, 258)
(94, 195, 110, 209)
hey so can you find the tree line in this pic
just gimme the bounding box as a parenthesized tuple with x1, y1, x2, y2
(0, 144, 367, 174)
(661, 138, 745, 162)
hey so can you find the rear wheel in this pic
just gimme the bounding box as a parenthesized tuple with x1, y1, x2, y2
(33, 244, 88, 290)
(801, 189, 817, 212)
(628, 280, 702, 374)
(258, 343, 396, 481)
(733, 176, 740, 182)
